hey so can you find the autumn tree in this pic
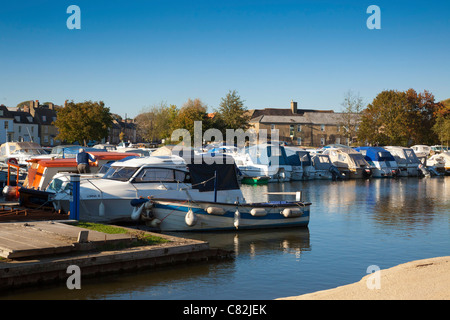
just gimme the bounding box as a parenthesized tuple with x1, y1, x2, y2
(54, 100, 113, 146)
(358, 89, 442, 146)
(135, 102, 179, 142)
(171, 98, 213, 144)
(432, 98, 450, 146)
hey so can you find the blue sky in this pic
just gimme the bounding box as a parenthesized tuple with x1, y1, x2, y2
(0, 0, 449, 118)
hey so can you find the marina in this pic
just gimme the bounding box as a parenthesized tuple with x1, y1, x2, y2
(0, 175, 448, 299)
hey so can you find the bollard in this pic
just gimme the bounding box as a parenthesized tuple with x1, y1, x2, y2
(69, 175, 80, 220)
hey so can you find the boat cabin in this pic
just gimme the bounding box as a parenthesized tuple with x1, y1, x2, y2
(23, 151, 139, 191)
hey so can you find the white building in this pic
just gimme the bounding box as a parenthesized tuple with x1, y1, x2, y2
(10, 110, 40, 144)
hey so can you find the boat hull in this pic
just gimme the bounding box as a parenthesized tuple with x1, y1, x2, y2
(150, 200, 310, 232)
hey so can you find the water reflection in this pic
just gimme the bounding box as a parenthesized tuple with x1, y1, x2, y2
(2, 177, 448, 300)
(241, 177, 449, 235)
(176, 228, 311, 260)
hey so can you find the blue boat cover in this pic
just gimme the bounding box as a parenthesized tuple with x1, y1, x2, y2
(354, 147, 395, 162)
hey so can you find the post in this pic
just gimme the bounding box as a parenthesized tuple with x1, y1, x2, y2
(214, 170, 218, 203)
(70, 175, 80, 220)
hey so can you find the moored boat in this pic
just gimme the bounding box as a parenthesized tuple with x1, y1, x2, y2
(354, 146, 400, 178)
(130, 157, 310, 231)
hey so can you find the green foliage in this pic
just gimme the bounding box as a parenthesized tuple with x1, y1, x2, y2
(358, 89, 441, 146)
(135, 102, 179, 142)
(216, 90, 251, 133)
(54, 100, 113, 146)
(171, 98, 212, 143)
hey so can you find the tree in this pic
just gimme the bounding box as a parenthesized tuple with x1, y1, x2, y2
(357, 89, 442, 146)
(54, 100, 113, 146)
(216, 90, 251, 133)
(135, 102, 179, 142)
(171, 98, 212, 144)
(339, 90, 364, 145)
(432, 98, 450, 146)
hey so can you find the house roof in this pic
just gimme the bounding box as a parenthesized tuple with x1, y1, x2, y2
(249, 108, 360, 125)
(0, 105, 14, 119)
(10, 110, 39, 124)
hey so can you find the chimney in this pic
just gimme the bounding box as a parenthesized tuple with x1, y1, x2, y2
(64, 100, 68, 107)
(29, 101, 36, 117)
(291, 100, 298, 114)
(48, 102, 54, 110)
(35, 100, 39, 108)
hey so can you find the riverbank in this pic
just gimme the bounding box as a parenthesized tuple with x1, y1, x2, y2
(278, 256, 450, 300)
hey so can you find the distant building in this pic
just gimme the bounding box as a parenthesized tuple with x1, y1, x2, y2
(107, 117, 137, 145)
(10, 110, 40, 143)
(0, 105, 14, 144)
(22, 100, 60, 147)
(248, 101, 360, 147)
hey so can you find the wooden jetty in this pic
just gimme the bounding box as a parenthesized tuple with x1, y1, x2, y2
(0, 220, 232, 290)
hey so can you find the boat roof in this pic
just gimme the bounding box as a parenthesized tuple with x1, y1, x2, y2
(27, 151, 140, 167)
(110, 155, 187, 168)
(1, 141, 43, 149)
(355, 147, 395, 161)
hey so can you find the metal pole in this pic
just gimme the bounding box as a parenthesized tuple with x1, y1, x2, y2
(214, 170, 218, 203)
(70, 175, 80, 220)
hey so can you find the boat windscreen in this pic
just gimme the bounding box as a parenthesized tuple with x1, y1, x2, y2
(103, 166, 138, 181)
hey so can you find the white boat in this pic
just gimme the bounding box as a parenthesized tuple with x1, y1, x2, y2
(130, 156, 310, 231)
(411, 145, 431, 158)
(426, 151, 450, 175)
(237, 144, 293, 183)
(384, 146, 420, 177)
(311, 154, 344, 180)
(322, 146, 372, 179)
(284, 147, 315, 181)
(49, 154, 311, 230)
(354, 147, 400, 178)
(0, 142, 47, 166)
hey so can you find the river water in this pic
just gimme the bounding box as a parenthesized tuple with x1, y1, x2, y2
(2, 176, 449, 300)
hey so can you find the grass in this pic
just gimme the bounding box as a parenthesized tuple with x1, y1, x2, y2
(70, 221, 170, 247)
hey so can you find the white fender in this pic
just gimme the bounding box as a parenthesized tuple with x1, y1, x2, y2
(185, 208, 197, 227)
(131, 204, 144, 221)
(234, 210, 240, 229)
(281, 207, 303, 218)
(206, 206, 226, 215)
(149, 219, 161, 228)
(250, 208, 267, 216)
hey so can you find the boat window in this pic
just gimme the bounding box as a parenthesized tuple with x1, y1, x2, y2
(317, 156, 330, 163)
(103, 166, 138, 181)
(48, 178, 64, 192)
(349, 154, 367, 166)
(377, 152, 394, 161)
(133, 168, 189, 183)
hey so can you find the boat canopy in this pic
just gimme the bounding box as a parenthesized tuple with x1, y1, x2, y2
(355, 147, 395, 162)
(245, 144, 290, 166)
(187, 155, 240, 192)
(284, 147, 312, 167)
